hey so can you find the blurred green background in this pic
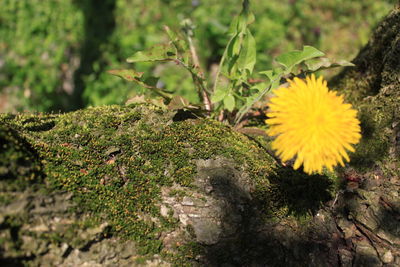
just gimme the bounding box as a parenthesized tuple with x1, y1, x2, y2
(0, 0, 396, 112)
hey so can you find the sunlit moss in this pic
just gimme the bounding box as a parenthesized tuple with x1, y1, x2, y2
(1, 104, 340, 263)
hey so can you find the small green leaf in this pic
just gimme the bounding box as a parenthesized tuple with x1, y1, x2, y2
(305, 58, 355, 72)
(224, 35, 242, 78)
(143, 76, 159, 87)
(335, 59, 355, 67)
(107, 69, 144, 81)
(236, 0, 254, 33)
(164, 25, 179, 41)
(225, 34, 240, 58)
(225, 56, 240, 78)
(108, 69, 172, 100)
(228, 16, 240, 35)
(164, 25, 187, 51)
(250, 81, 270, 92)
(276, 46, 325, 74)
(259, 70, 273, 81)
(300, 45, 325, 60)
(164, 25, 191, 63)
(211, 87, 229, 103)
(223, 94, 236, 112)
(127, 43, 177, 63)
(232, 34, 243, 56)
(125, 95, 146, 105)
(259, 69, 282, 89)
(236, 13, 247, 34)
(125, 95, 167, 109)
(237, 29, 256, 74)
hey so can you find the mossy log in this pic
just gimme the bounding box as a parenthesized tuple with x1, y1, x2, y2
(1, 104, 336, 266)
(1, 7, 400, 267)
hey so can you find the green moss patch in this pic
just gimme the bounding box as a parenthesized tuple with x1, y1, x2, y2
(1, 105, 278, 255)
(0, 104, 339, 263)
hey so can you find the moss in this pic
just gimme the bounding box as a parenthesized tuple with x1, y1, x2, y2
(41, 232, 64, 245)
(329, 7, 400, 174)
(350, 102, 391, 171)
(0, 105, 276, 257)
(11, 213, 104, 250)
(1, 103, 340, 263)
(331, 72, 399, 173)
(162, 241, 205, 267)
(133, 256, 148, 265)
(168, 189, 189, 203)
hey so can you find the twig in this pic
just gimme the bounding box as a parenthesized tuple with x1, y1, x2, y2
(331, 190, 344, 209)
(186, 31, 212, 112)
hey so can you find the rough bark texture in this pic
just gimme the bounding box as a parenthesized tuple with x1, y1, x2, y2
(1, 7, 400, 267)
(325, 6, 400, 266)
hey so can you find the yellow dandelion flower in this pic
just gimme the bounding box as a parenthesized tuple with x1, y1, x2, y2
(265, 74, 361, 174)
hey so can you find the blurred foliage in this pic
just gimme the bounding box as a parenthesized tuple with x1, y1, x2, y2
(0, 0, 84, 111)
(0, 0, 397, 112)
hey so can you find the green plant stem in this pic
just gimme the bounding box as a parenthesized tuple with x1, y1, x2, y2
(212, 42, 229, 97)
(141, 83, 173, 101)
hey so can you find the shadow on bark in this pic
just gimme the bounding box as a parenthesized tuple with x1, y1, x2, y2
(202, 166, 334, 266)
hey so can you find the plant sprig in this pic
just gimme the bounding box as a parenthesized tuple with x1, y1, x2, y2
(109, 0, 354, 126)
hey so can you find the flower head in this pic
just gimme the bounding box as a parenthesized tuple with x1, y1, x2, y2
(265, 74, 361, 174)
